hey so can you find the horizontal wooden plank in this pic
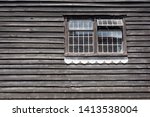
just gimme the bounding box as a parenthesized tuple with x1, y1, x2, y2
(0, 17, 64, 21)
(0, 27, 64, 32)
(128, 47, 150, 52)
(128, 53, 150, 58)
(126, 22, 150, 25)
(0, 44, 64, 49)
(127, 36, 150, 41)
(126, 17, 150, 21)
(127, 30, 150, 36)
(0, 7, 150, 13)
(0, 74, 149, 81)
(0, 37, 64, 43)
(0, 69, 149, 75)
(0, 54, 64, 59)
(0, 0, 150, 2)
(0, 12, 63, 17)
(0, 81, 150, 87)
(0, 32, 64, 38)
(127, 25, 150, 30)
(0, 21, 64, 27)
(0, 49, 64, 54)
(0, 92, 149, 99)
(0, 64, 149, 69)
(127, 42, 150, 47)
(0, 87, 149, 93)
(0, 3, 150, 7)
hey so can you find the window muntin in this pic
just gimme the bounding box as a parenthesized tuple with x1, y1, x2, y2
(66, 18, 126, 56)
(68, 19, 94, 53)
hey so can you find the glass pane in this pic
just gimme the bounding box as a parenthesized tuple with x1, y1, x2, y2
(79, 37, 83, 44)
(98, 45, 102, 52)
(118, 45, 122, 52)
(98, 37, 103, 44)
(69, 19, 93, 30)
(69, 46, 73, 52)
(103, 37, 107, 44)
(118, 38, 122, 44)
(89, 46, 93, 52)
(69, 37, 73, 44)
(113, 45, 117, 52)
(79, 46, 83, 52)
(108, 45, 112, 52)
(89, 37, 93, 44)
(103, 45, 107, 52)
(74, 37, 78, 44)
(84, 37, 88, 44)
(84, 46, 88, 52)
(113, 38, 117, 45)
(74, 46, 78, 53)
(108, 37, 112, 44)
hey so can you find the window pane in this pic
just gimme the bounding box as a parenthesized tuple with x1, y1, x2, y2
(89, 46, 93, 52)
(84, 46, 88, 52)
(113, 45, 117, 52)
(74, 46, 78, 52)
(69, 37, 73, 44)
(69, 19, 93, 30)
(74, 37, 78, 44)
(97, 30, 123, 53)
(69, 46, 73, 52)
(79, 46, 83, 52)
(69, 31, 93, 53)
(108, 45, 112, 52)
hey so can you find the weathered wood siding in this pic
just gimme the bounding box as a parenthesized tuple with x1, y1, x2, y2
(0, 0, 149, 99)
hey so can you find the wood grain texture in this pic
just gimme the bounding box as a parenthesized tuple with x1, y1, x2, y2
(0, 0, 149, 99)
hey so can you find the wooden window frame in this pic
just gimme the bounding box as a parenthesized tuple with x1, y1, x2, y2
(64, 16, 127, 57)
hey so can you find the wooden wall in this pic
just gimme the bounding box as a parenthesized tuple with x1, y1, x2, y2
(0, 0, 149, 99)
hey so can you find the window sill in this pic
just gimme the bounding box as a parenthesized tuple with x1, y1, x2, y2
(64, 56, 128, 64)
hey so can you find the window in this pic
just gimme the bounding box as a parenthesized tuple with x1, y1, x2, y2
(64, 16, 128, 64)
(68, 19, 94, 54)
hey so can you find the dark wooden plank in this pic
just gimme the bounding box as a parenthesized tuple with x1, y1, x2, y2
(0, 32, 64, 38)
(0, 93, 150, 99)
(0, 37, 64, 43)
(127, 36, 150, 41)
(0, 49, 64, 54)
(0, 17, 64, 21)
(0, 69, 149, 75)
(0, 81, 150, 87)
(0, 87, 149, 93)
(0, 0, 150, 2)
(0, 74, 149, 81)
(0, 3, 150, 7)
(0, 21, 64, 27)
(0, 7, 150, 13)
(0, 54, 64, 59)
(128, 42, 150, 47)
(127, 25, 150, 30)
(0, 27, 64, 32)
(0, 64, 149, 69)
(127, 30, 150, 36)
(0, 44, 64, 49)
(128, 47, 150, 52)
